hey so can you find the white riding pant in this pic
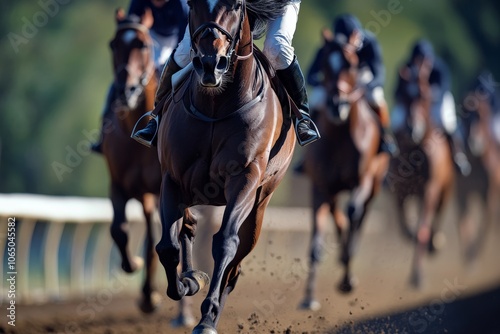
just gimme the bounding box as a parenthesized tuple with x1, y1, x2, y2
(150, 30, 178, 71)
(173, 1, 301, 70)
(391, 90, 457, 134)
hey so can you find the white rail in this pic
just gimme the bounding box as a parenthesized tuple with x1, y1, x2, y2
(0, 194, 313, 304)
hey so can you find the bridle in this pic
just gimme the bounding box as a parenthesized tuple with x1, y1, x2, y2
(189, 0, 253, 75)
(112, 22, 156, 96)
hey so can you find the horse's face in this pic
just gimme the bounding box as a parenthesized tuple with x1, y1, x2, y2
(188, 0, 245, 88)
(110, 9, 154, 110)
(322, 40, 359, 124)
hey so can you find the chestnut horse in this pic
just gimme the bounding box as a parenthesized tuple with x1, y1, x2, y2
(387, 62, 454, 288)
(457, 79, 500, 261)
(102, 9, 161, 313)
(154, 0, 294, 333)
(300, 39, 389, 310)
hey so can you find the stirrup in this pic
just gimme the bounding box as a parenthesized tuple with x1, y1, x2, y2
(295, 118, 320, 146)
(131, 111, 158, 148)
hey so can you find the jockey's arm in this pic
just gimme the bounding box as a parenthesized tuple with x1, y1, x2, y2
(363, 35, 385, 90)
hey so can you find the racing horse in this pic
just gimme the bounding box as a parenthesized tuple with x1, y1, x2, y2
(388, 61, 454, 288)
(102, 9, 161, 313)
(300, 38, 389, 310)
(457, 77, 500, 261)
(154, 0, 295, 333)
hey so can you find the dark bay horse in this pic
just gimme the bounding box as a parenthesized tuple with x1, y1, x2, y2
(300, 38, 389, 310)
(154, 1, 295, 333)
(387, 63, 454, 288)
(457, 81, 500, 261)
(102, 9, 162, 313)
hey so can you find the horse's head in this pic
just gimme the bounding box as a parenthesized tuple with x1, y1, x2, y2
(396, 59, 432, 143)
(188, 0, 249, 89)
(321, 38, 361, 124)
(110, 8, 155, 111)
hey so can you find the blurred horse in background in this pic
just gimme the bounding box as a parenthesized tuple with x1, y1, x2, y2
(102, 8, 161, 313)
(457, 73, 500, 262)
(388, 60, 454, 288)
(300, 38, 389, 310)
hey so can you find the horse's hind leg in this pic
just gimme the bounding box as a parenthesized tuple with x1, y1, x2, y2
(299, 188, 332, 311)
(110, 184, 143, 273)
(156, 176, 209, 302)
(138, 193, 162, 314)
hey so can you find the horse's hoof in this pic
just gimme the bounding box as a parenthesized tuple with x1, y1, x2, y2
(298, 299, 321, 311)
(192, 325, 217, 334)
(429, 232, 446, 255)
(181, 270, 210, 295)
(137, 291, 162, 314)
(170, 314, 196, 328)
(338, 277, 358, 294)
(122, 256, 144, 273)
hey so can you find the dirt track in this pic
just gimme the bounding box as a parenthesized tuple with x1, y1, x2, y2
(8, 194, 500, 333)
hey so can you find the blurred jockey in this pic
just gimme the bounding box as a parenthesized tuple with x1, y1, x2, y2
(307, 14, 398, 156)
(92, 0, 188, 153)
(392, 39, 471, 176)
(131, 0, 320, 147)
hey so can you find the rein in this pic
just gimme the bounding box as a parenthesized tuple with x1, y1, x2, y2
(182, 64, 265, 122)
(189, 0, 253, 74)
(114, 22, 156, 89)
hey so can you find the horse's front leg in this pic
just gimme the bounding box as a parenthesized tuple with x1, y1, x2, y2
(171, 208, 204, 328)
(138, 193, 162, 313)
(410, 183, 440, 288)
(109, 184, 143, 273)
(340, 176, 375, 293)
(299, 189, 332, 311)
(156, 176, 209, 302)
(194, 168, 261, 334)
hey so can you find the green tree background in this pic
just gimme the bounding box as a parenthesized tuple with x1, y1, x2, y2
(1, 0, 499, 204)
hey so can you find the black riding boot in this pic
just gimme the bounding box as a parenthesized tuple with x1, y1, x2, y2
(131, 56, 182, 147)
(445, 132, 471, 176)
(91, 84, 115, 154)
(277, 57, 320, 146)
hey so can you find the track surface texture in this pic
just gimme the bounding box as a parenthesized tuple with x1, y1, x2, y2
(6, 194, 500, 334)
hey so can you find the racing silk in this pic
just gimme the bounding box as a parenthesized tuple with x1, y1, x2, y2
(128, 0, 188, 43)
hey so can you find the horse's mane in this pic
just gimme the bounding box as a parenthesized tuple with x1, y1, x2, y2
(247, 0, 289, 39)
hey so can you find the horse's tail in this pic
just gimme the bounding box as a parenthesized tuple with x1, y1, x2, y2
(247, 0, 289, 39)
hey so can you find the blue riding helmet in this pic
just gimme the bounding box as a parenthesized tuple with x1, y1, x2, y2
(410, 39, 435, 63)
(332, 14, 364, 47)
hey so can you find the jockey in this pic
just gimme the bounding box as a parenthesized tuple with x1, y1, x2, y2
(307, 14, 398, 156)
(92, 0, 188, 153)
(131, 0, 320, 147)
(392, 39, 471, 176)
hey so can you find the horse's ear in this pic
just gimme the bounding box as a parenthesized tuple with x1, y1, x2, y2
(399, 66, 411, 81)
(141, 7, 154, 29)
(116, 8, 126, 23)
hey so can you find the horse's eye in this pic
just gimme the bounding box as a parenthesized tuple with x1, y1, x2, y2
(187, 0, 192, 9)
